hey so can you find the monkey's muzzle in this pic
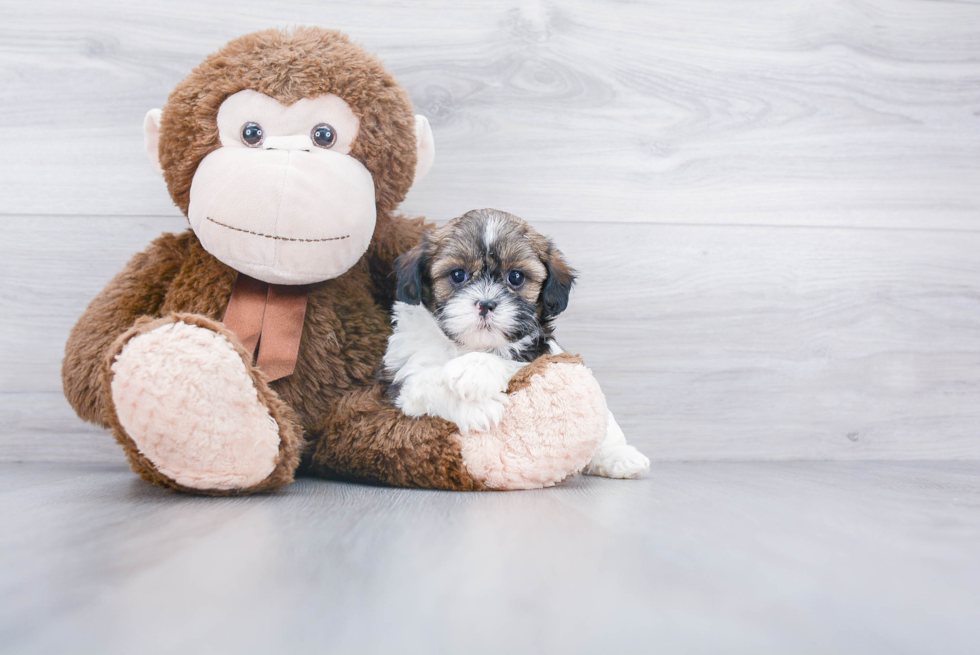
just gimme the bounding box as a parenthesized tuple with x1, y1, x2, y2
(187, 147, 377, 285)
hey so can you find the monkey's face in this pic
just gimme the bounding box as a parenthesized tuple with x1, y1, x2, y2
(145, 28, 435, 285)
(182, 90, 374, 285)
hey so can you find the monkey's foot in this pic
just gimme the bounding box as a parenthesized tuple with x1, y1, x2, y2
(457, 354, 608, 490)
(107, 314, 303, 494)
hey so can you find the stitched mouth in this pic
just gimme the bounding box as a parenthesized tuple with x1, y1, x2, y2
(205, 216, 350, 243)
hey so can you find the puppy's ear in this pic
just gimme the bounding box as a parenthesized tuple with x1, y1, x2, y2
(394, 243, 428, 305)
(541, 242, 576, 319)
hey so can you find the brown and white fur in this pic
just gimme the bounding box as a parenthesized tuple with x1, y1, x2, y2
(382, 208, 650, 479)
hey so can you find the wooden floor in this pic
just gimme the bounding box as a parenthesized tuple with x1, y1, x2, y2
(2, 460, 978, 654)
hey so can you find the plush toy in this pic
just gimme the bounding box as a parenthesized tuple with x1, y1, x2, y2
(62, 27, 610, 494)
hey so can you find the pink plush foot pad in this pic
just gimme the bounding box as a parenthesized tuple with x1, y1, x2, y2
(110, 320, 281, 490)
(458, 362, 608, 490)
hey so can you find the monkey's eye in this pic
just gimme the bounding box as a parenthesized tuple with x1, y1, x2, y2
(241, 122, 264, 147)
(311, 123, 337, 149)
(507, 270, 525, 288)
(450, 269, 467, 285)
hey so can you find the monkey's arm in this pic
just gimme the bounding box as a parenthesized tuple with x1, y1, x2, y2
(62, 232, 190, 427)
(310, 353, 606, 490)
(366, 213, 430, 310)
(311, 383, 486, 490)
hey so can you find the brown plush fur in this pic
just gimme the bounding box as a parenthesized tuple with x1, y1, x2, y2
(310, 386, 485, 491)
(62, 28, 579, 494)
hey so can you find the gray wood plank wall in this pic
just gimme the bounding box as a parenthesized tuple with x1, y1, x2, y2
(2, 0, 979, 462)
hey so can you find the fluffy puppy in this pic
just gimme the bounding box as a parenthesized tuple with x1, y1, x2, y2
(382, 208, 649, 479)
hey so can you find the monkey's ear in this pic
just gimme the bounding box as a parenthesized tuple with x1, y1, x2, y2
(413, 115, 435, 184)
(143, 109, 164, 177)
(394, 243, 428, 305)
(541, 243, 577, 319)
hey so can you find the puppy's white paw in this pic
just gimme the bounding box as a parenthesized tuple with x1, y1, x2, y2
(450, 394, 509, 434)
(585, 444, 651, 479)
(443, 352, 513, 402)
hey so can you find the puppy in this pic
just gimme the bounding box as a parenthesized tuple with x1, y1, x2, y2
(382, 208, 650, 479)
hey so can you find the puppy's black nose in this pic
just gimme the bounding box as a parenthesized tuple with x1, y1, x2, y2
(478, 300, 497, 317)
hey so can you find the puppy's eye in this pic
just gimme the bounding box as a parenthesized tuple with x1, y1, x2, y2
(311, 123, 337, 149)
(450, 269, 467, 284)
(507, 270, 525, 287)
(241, 122, 264, 147)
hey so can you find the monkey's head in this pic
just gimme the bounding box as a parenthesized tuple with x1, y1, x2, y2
(144, 28, 435, 285)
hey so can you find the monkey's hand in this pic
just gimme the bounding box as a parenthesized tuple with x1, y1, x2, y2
(454, 353, 609, 489)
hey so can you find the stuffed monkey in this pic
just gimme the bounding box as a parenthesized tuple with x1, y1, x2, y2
(62, 28, 609, 494)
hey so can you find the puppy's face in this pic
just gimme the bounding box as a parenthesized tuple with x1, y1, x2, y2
(395, 208, 575, 354)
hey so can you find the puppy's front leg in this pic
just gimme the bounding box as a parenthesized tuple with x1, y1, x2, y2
(438, 352, 522, 433)
(584, 411, 650, 479)
(443, 351, 523, 402)
(396, 353, 518, 434)
(395, 367, 457, 421)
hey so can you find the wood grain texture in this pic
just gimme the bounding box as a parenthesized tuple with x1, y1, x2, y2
(3, 216, 978, 462)
(1, 0, 978, 227)
(1, 461, 978, 654)
(1, 1, 978, 463)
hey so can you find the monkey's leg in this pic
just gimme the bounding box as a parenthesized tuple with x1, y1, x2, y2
(310, 354, 607, 490)
(104, 313, 304, 495)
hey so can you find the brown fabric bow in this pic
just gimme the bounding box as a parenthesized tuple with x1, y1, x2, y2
(222, 273, 309, 381)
